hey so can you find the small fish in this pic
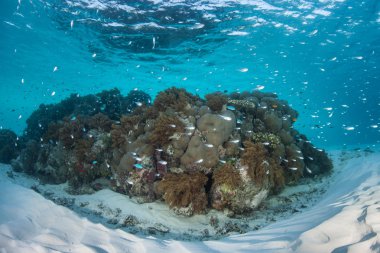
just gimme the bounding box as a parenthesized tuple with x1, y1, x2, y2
(133, 156, 142, 162)
(323, 107, 333, 111)
(229, 139, 240, 144)
(53, 66, 58, 72)
(261, 160, 269, 166)
(219, 160, 226, 164)
(262, 142, 270, 146)
(227, 105, 236, 111)
(152, 37, 156, 49)
(134, 164, 143, 169)
(306, 167, 312, 174)
(341, 104, 349, 108)
(289, 167, 298, 171)
(92, 53, 97, 58)
(51, 91, 56, 96)
(205, 144, 214, 148)
(21, 78, 24, 84)
(169, 124, 176, 128)
(156, 148, 163, 152)
(344, 126, 355, 131)
(70, 20, 74, 29)
(127, 180, 134, 185)
(195, 159, 203, 164)
(239, 68, 249, 72)
(185, 126, 195, 130)
(135, 102, 143, 107)
(370, 124, 378, 129)
(18, 114, 22, 119)
(158, 160, 167, 165)
(219, 115, 232, 121)
(92, 160, 97, 165)
(266, 170, 270, 175)
(255, 85, 265, 91)
(308, 156, 314, 160)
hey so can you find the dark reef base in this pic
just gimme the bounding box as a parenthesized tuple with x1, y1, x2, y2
(8, 87, 332, 216)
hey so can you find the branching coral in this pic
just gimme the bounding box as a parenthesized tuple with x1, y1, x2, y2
(205, 92, 228, 112)
(153, 87, 200, 112)
(149, 114, 185, 147)
(157, 172, 208, 214)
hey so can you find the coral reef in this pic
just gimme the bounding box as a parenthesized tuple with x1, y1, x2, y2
(24, 88, 151, 141)
(0, 129, 19, 163)
(9, 87, 332, 216)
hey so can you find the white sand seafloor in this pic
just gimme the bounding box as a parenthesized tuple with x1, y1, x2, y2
(0, 149, 379, 253)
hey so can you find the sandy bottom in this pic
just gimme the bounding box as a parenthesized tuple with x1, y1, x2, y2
(0, 148, 379, 253)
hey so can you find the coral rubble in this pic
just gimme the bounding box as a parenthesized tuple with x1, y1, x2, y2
(9, 87, 333, 216)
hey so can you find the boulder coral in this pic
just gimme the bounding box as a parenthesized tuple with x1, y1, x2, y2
(9, 87, 333, 216)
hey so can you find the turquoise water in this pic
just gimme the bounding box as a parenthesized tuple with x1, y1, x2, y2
(0, 0, 379, 148)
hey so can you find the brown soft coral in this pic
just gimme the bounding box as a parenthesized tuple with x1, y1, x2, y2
(211, 163, 242, 210)
(205, 92, 228, 112)
(58, 118, 85, 149)
(157, 172, 208, 214)
(241, 141, 268, 186)
(149, 114, 184, 147)
(110, 115, 143, 148)
(86, 113, 112, 132)
(153, 87, 200, 112)
(213, 163, 241, 190)
(241, 141, 285, 192)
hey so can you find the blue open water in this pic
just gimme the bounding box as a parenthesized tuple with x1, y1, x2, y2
(0, 0, 379, 148)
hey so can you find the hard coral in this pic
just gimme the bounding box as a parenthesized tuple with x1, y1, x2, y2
(205, 92, 228, 112)
(251, 132, 281, 149)
(157, 172, 208, 215)
(149, 114, 184, 147)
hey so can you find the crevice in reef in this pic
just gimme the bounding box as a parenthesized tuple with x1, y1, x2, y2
(3, 87, 333, 217)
